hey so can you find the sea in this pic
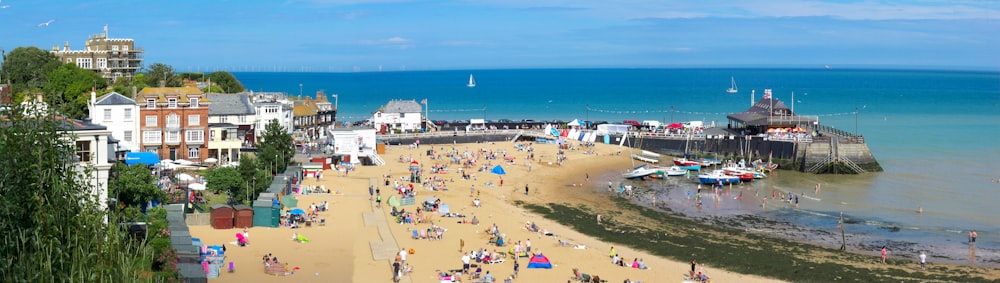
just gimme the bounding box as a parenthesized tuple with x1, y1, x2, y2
(234, 68, 1000, 264)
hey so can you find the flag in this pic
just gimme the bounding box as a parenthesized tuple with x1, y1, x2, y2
(330, 94, 338, 98)
(420, 98, 427, 105)
(763, 89, 772, 99)
(103, 25, 108, 34)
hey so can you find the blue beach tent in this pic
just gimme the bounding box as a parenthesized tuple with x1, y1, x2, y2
(125, 152, 160, 165)
(526, 254, 553, 269)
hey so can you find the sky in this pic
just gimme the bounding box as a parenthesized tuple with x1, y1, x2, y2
(1, 0, 998, 72)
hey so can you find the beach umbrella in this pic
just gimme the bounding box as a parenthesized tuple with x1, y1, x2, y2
(667, 123, 684, 129)
(795, 127, 805, 133)
(289, 208, 306, 215)
(767, 128, 776, 133)
(491, 165, 506, 175)
(177, 173, 195, 182)
(188, 183, 206, 191)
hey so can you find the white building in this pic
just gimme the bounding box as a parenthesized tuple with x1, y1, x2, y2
(371, 100, 423, 133)
(207, 93, 257, 163)
(328, 127, 378, 165)
(88, 91, 140, 152)
(251, 92, 294, 141)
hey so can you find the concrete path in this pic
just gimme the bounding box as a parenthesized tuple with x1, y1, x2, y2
(364, 199, 414, 283)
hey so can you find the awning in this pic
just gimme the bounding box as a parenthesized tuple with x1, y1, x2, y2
(125, 152, 160, 165)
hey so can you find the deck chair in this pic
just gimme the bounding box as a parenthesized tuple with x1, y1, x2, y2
(488, 257, 505, 264)
(319, 219, 326, 226)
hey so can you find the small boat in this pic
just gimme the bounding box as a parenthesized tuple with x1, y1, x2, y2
(631, 154, 659, 164)
(467, 74, 476, 87)
(659, 166, 688, 176)
(726, 76, 738, 93)
(623, 164, 660, 179)
(697, 170, 742, 185)
(673, 158, 701, 170)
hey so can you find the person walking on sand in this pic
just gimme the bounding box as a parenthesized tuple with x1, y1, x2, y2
(919, 251, 927, 270)
(880, 246, 888, 264)
(597, 213, 602, 225)
(525, 184, 529, 196)
(376, 194, 382, 208)
(460, 238, 465, 253)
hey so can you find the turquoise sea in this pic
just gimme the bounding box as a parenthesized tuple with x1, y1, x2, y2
(235, 68, 1000, 264)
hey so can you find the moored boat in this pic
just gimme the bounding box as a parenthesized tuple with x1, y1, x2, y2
(697, 170, 742, 184)
(673, 158, 701, 170)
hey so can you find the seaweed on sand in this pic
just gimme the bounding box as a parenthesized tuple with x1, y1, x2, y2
(519, 197, 998, 283)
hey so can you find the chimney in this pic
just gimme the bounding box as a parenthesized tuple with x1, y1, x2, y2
(315, 91, 322, 100)
(159, 80, 166, 87)
(63, 41, 69, 51)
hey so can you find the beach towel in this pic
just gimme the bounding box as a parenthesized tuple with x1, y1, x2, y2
(296, 234, 310, 243)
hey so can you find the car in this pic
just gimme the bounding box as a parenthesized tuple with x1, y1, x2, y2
(497, 119, 513, 123)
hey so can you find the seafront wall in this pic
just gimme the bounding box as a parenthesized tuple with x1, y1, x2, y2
(384, 130, 881, 173)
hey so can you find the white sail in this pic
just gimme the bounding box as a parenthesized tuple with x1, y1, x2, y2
(467, 74, 476, 87)
(726, 76, 738, 93)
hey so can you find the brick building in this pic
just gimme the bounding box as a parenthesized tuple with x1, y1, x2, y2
(136, 86, 210, 162)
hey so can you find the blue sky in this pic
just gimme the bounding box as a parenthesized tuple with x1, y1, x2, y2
(1, 0, 998, 72)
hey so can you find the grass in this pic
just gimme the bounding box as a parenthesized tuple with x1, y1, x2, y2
(516, 197, 999, 283)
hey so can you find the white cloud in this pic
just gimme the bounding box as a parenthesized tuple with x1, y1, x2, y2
(359, 36, 412, 49)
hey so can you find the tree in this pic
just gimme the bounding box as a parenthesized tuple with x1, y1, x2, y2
(43, 63, 108, 119)
(144, 63, 182, 87)
(205, 167, 242, 197)
(235, 156, 271, 204)
(256, 119, 294, 175)
(0, 104, 152, 281)
(0, 46, 62, 94)
(177, 72, 205, 81)
(207, 71, 245, 93)
(111, 73, 148, 98)
(109, 163, 166, 208)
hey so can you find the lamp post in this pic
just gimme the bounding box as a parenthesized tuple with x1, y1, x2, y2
(299, 84, 303, 97)
(854, 106, 859, 136)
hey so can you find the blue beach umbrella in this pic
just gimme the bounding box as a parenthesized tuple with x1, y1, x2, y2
(289, 208, 306, 215)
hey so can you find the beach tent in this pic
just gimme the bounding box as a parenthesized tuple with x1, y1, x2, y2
(567, 119, 582, 127)
(288, 208, 306, 215)
(526, 254, 553, 269)
(667, 123, 684, 129)
(560, 129, 569, 137)
(491, 165, 506, 175)
(125, 151, 160, 165)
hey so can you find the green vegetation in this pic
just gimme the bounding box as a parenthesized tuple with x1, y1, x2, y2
(207, 71, 245, 93)
(109, 163, 167, 208)
(44, 63, 109, 119)
(518, 198, 998, 283)
(256, 119, 294, 175)
(144, 63, 182, 87)
(0, 105, 158, 282)
(0, 46, 62, 96)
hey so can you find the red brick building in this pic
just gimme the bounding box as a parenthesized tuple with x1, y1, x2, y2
(136, 86, 211, 161)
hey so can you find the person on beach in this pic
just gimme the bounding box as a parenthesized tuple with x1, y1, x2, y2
(597, 213, 602, 225)
(970, 230, 977, 243)
(610, 246, 616, 258)
(525, 184, 529, 195)
(880, 246, 888, 264)
(919, 251, 927, 270)
(513, 259, 520, 278)
(462, 252, 471, 273)
(369, 185, 374, 200)
(460, 239, 465, 253)
(690, 259, 697, 277)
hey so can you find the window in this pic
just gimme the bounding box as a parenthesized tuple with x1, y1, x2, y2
(145, 115, 157, 127)
(112, 45, 119, 51)
(97, 58, 107, 69)
(210, 129, 216, 141)
(66, 58, 73, 63)
(167, 98, 178, 108)
(143, 131, 161, 144)
(186, 130, 204, 142)
(188, 115, 200, 126)
(124, 108, 132, 121)
(124, 131, 133, 142)
(166, 114, 179, 128)
(219, 116, 228, 123)
(146, 99, 155, 109)
(103, 109, 112, 121)
(238, 115, 246, 123)
(165, 131, 180, 143)
(76, 141, 92, 162)
(76, 58, 93, 69)
(123, 46, 128, 51)
(190, 98, 199, 108)
(187, 147, 200, 159)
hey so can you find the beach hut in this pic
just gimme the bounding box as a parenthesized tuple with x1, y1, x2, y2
(233, 205, 254, 228)
(252, 200, 280, 227)
(526, 254, 553, 269)
(210, 204, 235, 229)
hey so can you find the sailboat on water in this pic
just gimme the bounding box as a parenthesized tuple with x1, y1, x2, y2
(467, 74, 476, 88)
(726, 76, 738, 93)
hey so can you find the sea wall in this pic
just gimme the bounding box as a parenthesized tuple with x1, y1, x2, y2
(386, 131, 881, 173)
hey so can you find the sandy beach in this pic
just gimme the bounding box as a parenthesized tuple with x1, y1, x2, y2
(190, 140, 785, 283)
